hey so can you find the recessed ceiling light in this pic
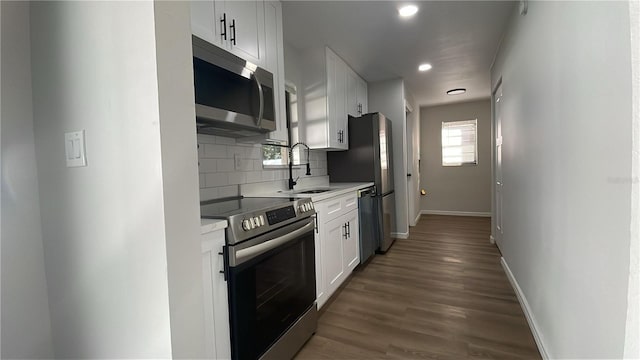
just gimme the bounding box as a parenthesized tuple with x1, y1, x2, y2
(418, 63, 432, 71)
(399, 5, 418, 18)
(447, 88, 466, 95)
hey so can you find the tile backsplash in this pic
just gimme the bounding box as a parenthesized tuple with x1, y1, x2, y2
(197, 134, 328, 201)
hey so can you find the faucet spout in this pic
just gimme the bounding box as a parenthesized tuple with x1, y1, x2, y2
(288, 142, 311, 190)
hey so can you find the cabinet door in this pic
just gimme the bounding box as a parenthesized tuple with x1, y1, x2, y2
(191, 1, 217, 45)
(326, 48, 348, 149)
(222, 0, 266, 67)
(357, 77, 368, 115)
(322, 216, 346, 297)
(346, 68, 359, 117)
(343, 210, 360, 274)
(201, 230, 231, 359)
(263, 1, 287, 143)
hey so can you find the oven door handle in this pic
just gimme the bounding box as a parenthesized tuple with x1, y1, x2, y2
(235, 220, 314, 264)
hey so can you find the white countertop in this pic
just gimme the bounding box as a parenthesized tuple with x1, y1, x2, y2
(200, 219, 228, 234)
(261, 182, 374, 202)
(199, 182, 372, 234)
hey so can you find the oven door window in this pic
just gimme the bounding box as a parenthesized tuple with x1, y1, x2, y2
(228, 229, 316, 360)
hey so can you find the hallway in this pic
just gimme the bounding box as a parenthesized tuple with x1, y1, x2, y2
(296, 215, 541, 359)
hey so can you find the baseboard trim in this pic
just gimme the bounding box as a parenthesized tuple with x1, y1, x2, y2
(391, 232, 409, 239)
(500, 258, 550, 360)
(413, 213, 421, 225)
(420, 210, 491, 217)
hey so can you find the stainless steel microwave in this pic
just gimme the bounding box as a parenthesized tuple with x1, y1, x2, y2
(192, 36, 276, 137)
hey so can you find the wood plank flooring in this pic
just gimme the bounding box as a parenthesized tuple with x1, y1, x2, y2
(295, 215, 541, 360)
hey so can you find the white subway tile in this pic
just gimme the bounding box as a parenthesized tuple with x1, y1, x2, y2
(204, 144, 228, 158)
(197, 134, 217, 144)
(245, 171, 262, 183)
(227, 145, 246, 158)
(228, 172, 246, 185)
(246, 146, 262, 160)
(217, 159, 235, 172)
(254, 160, 264, 170)
(198, 159, 217, 173)
(206, 173, 229, 187)
(215, 136, 236, 145)
(239, 159, 253, 171)
(218, 185, 239, 198)
(261, 171, 276, 181)
(199, 187, 219, 201)
(199, 174, 206, 188)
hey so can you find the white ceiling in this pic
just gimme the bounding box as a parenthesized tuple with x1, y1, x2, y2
(282, 1, 516, 107)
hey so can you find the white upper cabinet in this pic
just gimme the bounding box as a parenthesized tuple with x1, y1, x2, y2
(302, 47, 367, 150)
(356, 76, 368, 116)
(262, 1, 287, 144)
(346, 68, 359, 117)
(190, 0, 288, 143)
(327, 48, 348, 149)
(347, 67, 368, 117)
(190, 1, 266, 68)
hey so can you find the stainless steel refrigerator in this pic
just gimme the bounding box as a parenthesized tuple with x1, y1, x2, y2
(327, 112, 396, 253)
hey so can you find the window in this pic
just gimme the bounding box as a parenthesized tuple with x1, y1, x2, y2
(441, 119, 477, 166)
(262, 143, 289, 167)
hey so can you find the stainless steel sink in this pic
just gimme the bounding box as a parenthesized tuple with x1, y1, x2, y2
(296, 189, 330, 194)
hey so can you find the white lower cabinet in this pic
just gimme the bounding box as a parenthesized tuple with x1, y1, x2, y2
(201, 229, 231, 359)
(314, 192, 360, 309)
(322, 216, 346, 297)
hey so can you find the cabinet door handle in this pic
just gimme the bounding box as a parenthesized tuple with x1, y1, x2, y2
(230, 19, 237, 45)
(220, 13, 227, 41)
(346, 222, 351, 238)
(342, 223, 347, 239)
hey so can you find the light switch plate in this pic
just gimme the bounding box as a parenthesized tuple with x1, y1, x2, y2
(64, 130, 87, 167)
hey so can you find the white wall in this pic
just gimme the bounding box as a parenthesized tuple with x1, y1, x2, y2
(1, 2, 54, 358)
(491, 1, 633, 358)
(30, 2, 173, 357)
(153, 2, 206, 358)
(625, 1, 640, 358)
(419, 100, 492, 214)
(368, 79, 409, 237)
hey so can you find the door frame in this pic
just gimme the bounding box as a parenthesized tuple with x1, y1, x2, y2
(491, 78, 503, 248)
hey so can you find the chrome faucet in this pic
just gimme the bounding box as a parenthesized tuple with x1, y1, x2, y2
(288, 142, 311, 190)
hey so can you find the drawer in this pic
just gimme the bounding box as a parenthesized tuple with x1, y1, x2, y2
(315, 192, 358, 224)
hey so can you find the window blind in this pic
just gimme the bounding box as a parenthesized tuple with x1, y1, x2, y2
(441, 119, 477, 166)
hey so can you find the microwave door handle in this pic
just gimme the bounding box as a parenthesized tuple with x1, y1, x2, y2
(252, 73, 264, 127)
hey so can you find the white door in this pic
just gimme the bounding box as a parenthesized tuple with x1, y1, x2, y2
(494, 83, 504, 248)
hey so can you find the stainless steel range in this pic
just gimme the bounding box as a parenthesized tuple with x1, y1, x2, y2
(201, 196, 317, 360)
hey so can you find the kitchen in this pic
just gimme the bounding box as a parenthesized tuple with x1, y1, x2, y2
(1, 1, 638, 360)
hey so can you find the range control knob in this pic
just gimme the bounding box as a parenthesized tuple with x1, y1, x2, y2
(242, 219, 252, 231)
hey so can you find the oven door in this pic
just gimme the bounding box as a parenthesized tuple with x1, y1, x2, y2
(227, 218, 316, 360)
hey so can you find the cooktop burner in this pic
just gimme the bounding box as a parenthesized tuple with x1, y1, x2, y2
(200, 196, 316, 244)
(200, 197, 297, 218)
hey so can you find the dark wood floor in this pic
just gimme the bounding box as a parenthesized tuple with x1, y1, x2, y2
(296, 215, 541, 360)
